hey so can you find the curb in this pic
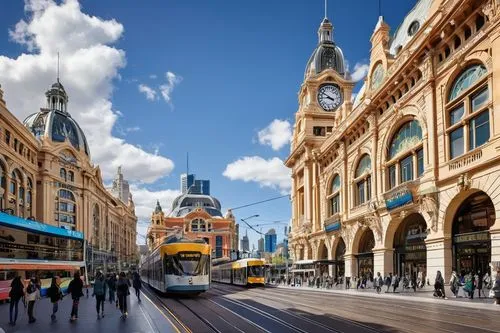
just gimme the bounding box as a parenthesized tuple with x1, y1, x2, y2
(276, 285, 500, 312)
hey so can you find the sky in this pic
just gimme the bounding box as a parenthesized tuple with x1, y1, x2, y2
(0, 0, 418, 249)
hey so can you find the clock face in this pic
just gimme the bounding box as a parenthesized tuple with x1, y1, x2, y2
(318, 84, 342, 111)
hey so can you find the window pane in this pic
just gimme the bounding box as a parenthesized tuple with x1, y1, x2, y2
(469, 111, 490, 149)
(417, 149, 424, 177)
(331, 175, 340, 193)
(448, 65, 487, 101)
(471, 88, 488, 111)
(356, 155, 371, 178)
(450, 127, 464, 159)
(399, 155, 413, 183)
(366, 177, 371, 201)
(357, 182, 365, 205)
(389, 120, 423, 159)
(449, 105, 464, 126)
(389, 165, 396, 189)
(330, 194, 339, 214)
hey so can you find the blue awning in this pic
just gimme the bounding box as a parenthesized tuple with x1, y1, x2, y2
(0, 212, 83, 240)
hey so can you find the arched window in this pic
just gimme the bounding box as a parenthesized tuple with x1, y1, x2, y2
(27, 178, 33, 216)
(93, 204, 100, 247)
(327, 175, 341, 216)
(0, 162, 6, 210)
(191, 218, 206, 232)
(68, 171, 74, 182)
(387, 120, 424, 189)
(354, 155, 371, 206)
(60, 168, 67, 181)
(56, 189, 76, 229)
(447, 64, 489, 159)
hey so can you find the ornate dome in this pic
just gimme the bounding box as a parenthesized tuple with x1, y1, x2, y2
(23, 80, 90, 156)
(305, 18, 346, 79)
(169, 193, 223, 218)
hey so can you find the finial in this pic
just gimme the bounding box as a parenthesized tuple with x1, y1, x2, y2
(57, 52, 59, 82)
(324, 0, 327, 19)
(378, 0, 382, 17)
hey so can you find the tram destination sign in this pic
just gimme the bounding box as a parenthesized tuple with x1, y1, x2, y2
(453, 232, 489, 244)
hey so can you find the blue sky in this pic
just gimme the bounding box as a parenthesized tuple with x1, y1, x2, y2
(0, 0, 418, 249)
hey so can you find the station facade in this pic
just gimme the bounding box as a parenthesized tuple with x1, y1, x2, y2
(0, 78, 137, 274)
(286, 0, 500, 284)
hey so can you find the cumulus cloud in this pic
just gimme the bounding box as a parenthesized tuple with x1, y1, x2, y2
(350, 62, 370, 82)
(138, 83, 157, 101)
(159, 71, 182, 103)
(0, 0, 174, 183)
(130, 184, 181, 243)
(223, 156, 291, 194)
(257, 119, 292, 151)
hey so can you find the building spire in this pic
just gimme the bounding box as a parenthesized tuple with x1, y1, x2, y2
(324, 0, 327, 19)
(57, 52, 60, 83)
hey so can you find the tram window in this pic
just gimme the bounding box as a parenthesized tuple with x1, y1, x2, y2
(248, 266, 264, 277)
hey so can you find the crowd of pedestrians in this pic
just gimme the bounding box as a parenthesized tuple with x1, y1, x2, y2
(6, 269, 143, 326)
(284, 267, 500, 305)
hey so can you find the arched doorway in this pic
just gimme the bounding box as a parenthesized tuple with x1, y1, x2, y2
(452, 191, 495, 275)
(393, 213, 427, 278)
(316, 242, 329, 277)
(334, 238, 345, 278)
(356, 228, 375, 278)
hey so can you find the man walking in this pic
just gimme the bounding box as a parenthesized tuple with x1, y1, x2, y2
(93, 272, 107, 319)
(132, 271, 142, 303)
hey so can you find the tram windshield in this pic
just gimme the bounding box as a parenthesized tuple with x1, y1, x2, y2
(248, 265, 264, 277)
(165, 252, 210, 276)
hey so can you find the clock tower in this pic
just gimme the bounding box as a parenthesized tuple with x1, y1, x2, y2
(286, 10, 354, 253)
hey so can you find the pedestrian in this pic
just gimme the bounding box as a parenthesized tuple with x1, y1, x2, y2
(67, 271, 84, 322)
(375, 272, 383, 293)
(132, 271, 142, 302)
(107, 274, 116, 304)
(492, 269, 500, 305)
(47, 276, 63, 322)
(476, 271, 484, 298)
(93, 272, 107, 319)
(411, 271, 417, 292)
(116, 272, 131, 319)
(434, 270, 446, 299)
(392, 274, 400, 293)
(8, 275, 25, 326)
(385, 273, 392, 293)
(26, 278, 40, 323)
(464, 272, 475, 299)
(449, 271, 459, 297)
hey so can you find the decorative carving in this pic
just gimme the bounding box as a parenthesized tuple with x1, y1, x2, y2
(457, 173, 471, 191)
(482, 2, 497, 21)
(418, 193, 439, 232)
(362, 213, 383, 243)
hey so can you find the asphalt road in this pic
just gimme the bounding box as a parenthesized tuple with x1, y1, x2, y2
(143, 283, 500, 333)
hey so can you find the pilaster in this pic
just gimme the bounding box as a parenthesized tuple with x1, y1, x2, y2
(373, 248, 393, 276)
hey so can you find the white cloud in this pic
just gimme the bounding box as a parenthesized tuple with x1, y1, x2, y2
(223, 156, 291, 194)
(126, 126, 140, 133)
(130, 184, 181, 243)
(159, 71, 182, 103)
(350, 62, 369, 82)
(149, 74, 157, 79)
(138, 83, 157, 101)
(0, 0, 174, 183)
(257, 119, 292, 151)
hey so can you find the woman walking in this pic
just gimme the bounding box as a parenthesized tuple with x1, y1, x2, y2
(8, 276, 24, 326)
(67, 271, 84, 322)
(93, 272, 107, 319)
(26, 278, 40, 323)
(116, 272, 131, 319)
(47, 277, 63, 322)
(434, 270, 446, 299)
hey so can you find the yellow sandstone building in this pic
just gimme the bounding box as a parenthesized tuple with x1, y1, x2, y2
(0, 78, 137, 273)
(286, 0, 500, 284)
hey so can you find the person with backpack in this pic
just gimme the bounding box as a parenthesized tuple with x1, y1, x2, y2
(26, 278, 40, 323)
(132, 271, 142, 302)
(67, 271, 84, 322)
(47, 276, 63, 322)
(116, 272, 131, 319)
(93, 272, 107, 319)
(8, 275, 25, 326)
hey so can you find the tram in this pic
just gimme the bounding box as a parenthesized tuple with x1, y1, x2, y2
(212, 258, 265, 286)
(140, 235, 211, 294)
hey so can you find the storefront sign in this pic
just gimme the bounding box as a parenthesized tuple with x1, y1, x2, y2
(385, 190, 413, 210)
(324, 221, 341, 233)
(453, 232, 489, 244)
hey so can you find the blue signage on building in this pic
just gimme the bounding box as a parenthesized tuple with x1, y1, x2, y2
(0, 212, 83, 239)
(324, 221, 341, 233)
(386, 190, 413, 210)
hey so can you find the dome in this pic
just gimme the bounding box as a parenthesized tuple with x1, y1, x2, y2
(304, 17, 346, 78)
(23, 80, 90, 156)
(170, 193, 223, 218)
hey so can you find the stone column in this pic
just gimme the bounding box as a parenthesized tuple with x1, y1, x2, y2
(425, 236, 452, 286)
(490, 218, 500, 268)
(311, 159, 319, 232)
(304, 161, 312, 227)
(344, 253, 356, 282)
(373, 248, 393, 276)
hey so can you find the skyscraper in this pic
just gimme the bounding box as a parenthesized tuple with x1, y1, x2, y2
(180, 173, 195, 194)
(264, 228, 277, 253)
(240, 230, 250, 252)
(180, 174, 210, 195)
(111, 166, 130, 204)
(258, 236, 264, 253)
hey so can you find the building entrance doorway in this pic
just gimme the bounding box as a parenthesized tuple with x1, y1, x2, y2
(393, 213, 427, 279)
(356, 229, 374, 279)
(335, 238, 345, 278)
(452, 192, 495, 276)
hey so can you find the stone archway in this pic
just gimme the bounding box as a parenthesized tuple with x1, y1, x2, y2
(353, 227, 375, 279)
(331, 237, 346, 278)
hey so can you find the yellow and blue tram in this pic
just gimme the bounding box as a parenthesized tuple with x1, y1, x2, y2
(140, 236, 211, 294)
(212, 258, 265, 286)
